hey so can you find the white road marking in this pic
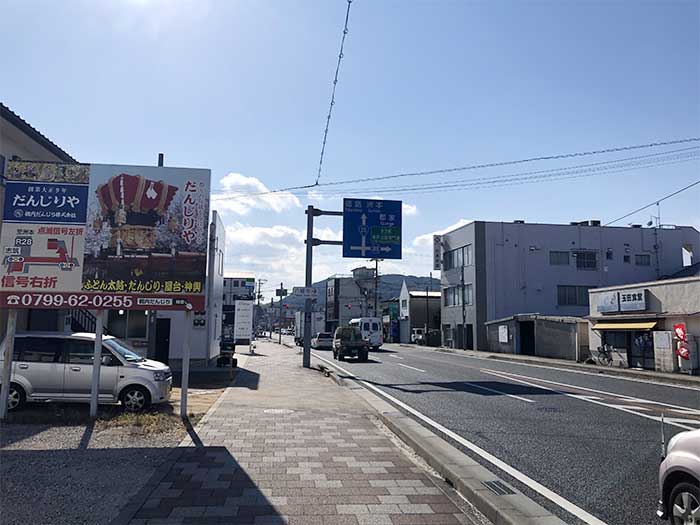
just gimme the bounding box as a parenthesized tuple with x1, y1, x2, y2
(481, 368, 696, 431)
(311, 352, 606, 525)
(482, 368, 700, 413)
(428, 350, 700, 392)
(398, 363, 426, 373)
(390, 355, 404, 360)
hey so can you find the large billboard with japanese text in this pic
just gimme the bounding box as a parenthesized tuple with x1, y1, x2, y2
(0, 160, 210, 310)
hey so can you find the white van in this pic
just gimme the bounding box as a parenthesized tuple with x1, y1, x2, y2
(349, 318, 383, 350)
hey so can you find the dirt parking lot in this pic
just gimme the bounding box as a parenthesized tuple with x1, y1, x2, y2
(0, 371, 232, 525)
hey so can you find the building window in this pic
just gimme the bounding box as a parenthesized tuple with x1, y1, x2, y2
(444, 286, 468, 307)
(606, 249, 613, 260)
(463, 284, 473, 305)
(108, 310, 147, 339)
(444, 245, 472, 270)
(464, 244, 473, 266)
(557, 285, 592, 306)
(623, 255, 631, 263)
(635, 254, 651, 266)
(401, 299, 407, 308)
(573, 250, 597, 270)
(549, 251, 570, 265)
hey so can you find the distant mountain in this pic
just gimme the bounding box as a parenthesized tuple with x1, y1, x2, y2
(273, 274, 440, 310)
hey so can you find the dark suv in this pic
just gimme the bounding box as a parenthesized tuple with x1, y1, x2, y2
(332, 326, 369, 362)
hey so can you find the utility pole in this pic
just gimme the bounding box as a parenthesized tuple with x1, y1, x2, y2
(269, 297, 273, 337)
(424, 286, 429, 338)
(279, 282, 284, 345)
(372, 258, 381, 317)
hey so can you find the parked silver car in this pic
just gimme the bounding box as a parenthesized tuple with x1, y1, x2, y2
(3, 332, 172, 412)
(658, 428, 700, 524)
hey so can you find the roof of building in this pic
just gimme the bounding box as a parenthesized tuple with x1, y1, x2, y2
(589, 275, 700, 293)
(408, 291, 441, 298)
(665, 262, 700, 279)
(485, 313, 585, 325)
(1, 102, 76, 163)
(442, 219, 699, 235)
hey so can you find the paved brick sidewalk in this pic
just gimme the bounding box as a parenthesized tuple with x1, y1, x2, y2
(118, 341, 486, 525)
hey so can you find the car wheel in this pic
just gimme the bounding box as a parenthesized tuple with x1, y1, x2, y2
(670, 481, 700, 525)
(338, 352, 345, 361)
(7, 383, 26, 411)
(121, 385, 151, 412)
(359, 350, 369, 362)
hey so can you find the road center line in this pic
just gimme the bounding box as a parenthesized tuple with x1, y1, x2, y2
(311, 352, 606, 525)
(466, 382, 534, 403)
(397, 363, 426, 373)
(389, 355, 404, 360)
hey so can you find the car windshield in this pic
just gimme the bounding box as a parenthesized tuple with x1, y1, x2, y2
(318, 333, 332, 339)
(104, 338, 146, 362)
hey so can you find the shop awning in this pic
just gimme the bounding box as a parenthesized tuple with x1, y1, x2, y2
(593, 321, 657, 330)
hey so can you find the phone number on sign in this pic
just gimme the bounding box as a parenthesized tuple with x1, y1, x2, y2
(8, 294, 134, 308)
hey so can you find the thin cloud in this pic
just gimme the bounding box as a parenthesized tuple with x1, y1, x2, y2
(412, 219, 473, 247)
(212, 173, 301, 215)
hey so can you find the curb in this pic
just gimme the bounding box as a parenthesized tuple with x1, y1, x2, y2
(312, 355, 566, 525)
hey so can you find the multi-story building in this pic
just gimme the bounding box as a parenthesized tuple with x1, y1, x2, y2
(398, 281, 441, 343)
(437, 220, 700, 352)
(324, 267, 378, 332)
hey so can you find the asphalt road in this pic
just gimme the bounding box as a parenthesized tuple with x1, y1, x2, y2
(308, 341, 700, 525)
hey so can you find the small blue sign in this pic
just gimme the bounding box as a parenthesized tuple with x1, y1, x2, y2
(3, 181, 89, 224)
(342, 199, 402, 259)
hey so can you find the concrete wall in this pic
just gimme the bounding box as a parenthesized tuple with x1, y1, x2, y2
(485, 316, 585, 361)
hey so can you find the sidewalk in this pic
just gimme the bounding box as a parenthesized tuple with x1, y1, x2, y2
(392, 342, 700, 387)
(116, 341, 486, 525)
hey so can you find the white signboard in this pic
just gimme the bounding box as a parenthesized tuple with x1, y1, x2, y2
(498, 325, 509, 343)
(293, 286, 318, 299)
(596, 291, 619, 313)
(619, 288, 646, 312)
(653, 331, 672, 351)
(234, 300, 254, 341)
(433, 235, 442, 271)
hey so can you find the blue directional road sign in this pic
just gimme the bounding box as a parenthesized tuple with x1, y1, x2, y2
(342, 199, 402, 259)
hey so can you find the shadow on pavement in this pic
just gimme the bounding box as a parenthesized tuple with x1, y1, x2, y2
(364, 378, 561, 398)
(1, 445, 281, 525)
(230, 367, 260, 390)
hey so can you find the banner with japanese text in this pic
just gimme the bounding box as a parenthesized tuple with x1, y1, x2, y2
(1, 160, 210, 310)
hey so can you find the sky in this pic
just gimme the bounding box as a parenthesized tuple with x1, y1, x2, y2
(1, 0, 698, 299)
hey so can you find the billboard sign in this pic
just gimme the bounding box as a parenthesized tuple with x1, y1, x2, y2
(342, 198, 402, 259)
(596, 291, 619, 313)
(0, 161, 210, 310)
(293, 286, 318, 299)
(619, 289, 646, 312)
(433, 235, 442, 270)
(234, 300, 254, 341)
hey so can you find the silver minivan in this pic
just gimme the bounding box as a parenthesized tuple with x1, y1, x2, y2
(3, 332, 172, 412)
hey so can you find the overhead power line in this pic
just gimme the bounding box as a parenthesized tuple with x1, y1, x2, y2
(603, 179, 700, 226)
(210, 137, 700, 201)
(315, 0, 353, 186)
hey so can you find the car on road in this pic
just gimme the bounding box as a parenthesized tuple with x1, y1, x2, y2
(658, 428, 700, 524)
(332, 326, 369, 362)
(349, 317, 383, 350)
(311, 332, 333, 350)
(3, 332, 172, 412)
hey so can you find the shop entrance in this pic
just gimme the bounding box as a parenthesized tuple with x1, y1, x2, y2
(519, 321, 535, 356)
(602, 330, 655, 370)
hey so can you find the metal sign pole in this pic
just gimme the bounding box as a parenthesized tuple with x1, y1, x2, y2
(303, 206, 314, 368)
(180, 309, 192, 418)
(89, 310, 104, 417)
(0, 308, 18, 420)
